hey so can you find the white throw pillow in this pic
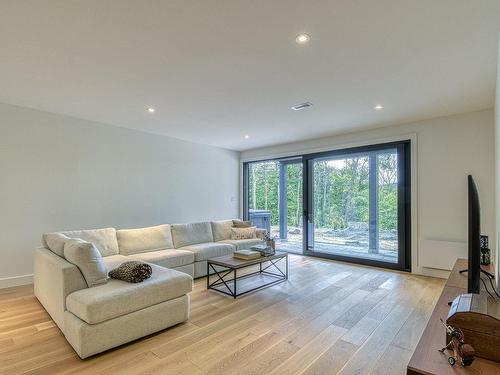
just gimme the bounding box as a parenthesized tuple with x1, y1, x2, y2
(231, 227, 257, 240)
(63, 239, 108, 287)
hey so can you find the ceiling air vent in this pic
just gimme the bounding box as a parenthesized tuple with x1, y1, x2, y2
(291, 102, 313, 111)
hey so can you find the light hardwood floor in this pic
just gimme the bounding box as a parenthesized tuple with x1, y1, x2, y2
(0, 254, 444, 375)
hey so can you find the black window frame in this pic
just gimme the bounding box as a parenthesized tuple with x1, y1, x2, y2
(242, 140, 411, 272)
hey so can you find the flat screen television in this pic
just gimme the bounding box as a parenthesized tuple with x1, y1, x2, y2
(467, 175, 481, 294)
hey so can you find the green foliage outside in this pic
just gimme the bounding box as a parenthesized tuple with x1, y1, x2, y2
(248, 162, 302, 227)
(247, 153, 398, 231)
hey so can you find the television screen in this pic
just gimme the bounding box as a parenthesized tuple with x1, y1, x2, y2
(467, 175, 481, 294)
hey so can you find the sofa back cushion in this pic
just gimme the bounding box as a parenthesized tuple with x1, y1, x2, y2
(211, 220, 234, 242)
(42, 232, 70, 257)
(171, 222, 213, 248)
(63, 239, 108, 287)
(43, 227, 119, 257)
(116, 224, 174, 255)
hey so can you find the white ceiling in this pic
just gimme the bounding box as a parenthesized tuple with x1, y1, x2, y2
(1, 1, 500, 151)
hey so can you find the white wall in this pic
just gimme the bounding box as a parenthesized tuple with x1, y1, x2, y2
(241, 110, 495, 276)
(0, 103, 240, 287)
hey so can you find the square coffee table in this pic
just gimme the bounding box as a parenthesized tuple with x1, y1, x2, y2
(206, 251, 288, 298)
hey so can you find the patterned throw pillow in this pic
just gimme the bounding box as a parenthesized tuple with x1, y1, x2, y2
(232, 219, 252, 228)
(109, 261, 152, 283)
(231, 226, 257, 240)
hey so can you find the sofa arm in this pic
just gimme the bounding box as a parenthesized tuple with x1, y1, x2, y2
(256, 228, 267, 240)
(34, 247, 87, 330)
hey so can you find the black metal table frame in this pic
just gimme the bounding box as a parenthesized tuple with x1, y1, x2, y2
(206, 253, 288, 298)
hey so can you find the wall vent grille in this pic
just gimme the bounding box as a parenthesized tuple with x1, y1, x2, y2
(291, 102, 313, 111)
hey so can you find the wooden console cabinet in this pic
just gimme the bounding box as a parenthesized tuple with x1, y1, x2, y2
(407, 259, 500, 374)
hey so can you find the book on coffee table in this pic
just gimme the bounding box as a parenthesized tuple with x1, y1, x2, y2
(233, 249, 261, 260)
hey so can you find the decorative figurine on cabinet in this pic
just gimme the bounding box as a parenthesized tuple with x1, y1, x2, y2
(438, 319, 475, 367)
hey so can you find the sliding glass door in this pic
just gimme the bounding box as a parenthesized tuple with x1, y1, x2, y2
(245, 158, 303, 254)
(304, 141, 410, 270)
(243, 141, 410, 271)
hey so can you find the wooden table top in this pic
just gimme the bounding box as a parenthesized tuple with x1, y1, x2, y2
(207, 251, 287, 269)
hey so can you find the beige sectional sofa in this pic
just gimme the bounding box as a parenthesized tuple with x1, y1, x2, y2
(34, 220, 265, 358)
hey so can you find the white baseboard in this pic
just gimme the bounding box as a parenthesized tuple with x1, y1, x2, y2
(0, 274, 33, 289)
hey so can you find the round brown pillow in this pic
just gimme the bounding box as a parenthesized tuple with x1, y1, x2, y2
(108, 261, 152, 283)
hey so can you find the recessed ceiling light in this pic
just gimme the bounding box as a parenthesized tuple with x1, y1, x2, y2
(291, 102, 313, 111)
(374, 104, 384, 110)
(295, 33, 310, 44)
(147, 107, 155, 113)
(244, 135, 250, 139)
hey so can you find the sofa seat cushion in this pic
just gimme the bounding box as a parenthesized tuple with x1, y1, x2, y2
(102, 254, 131, 270)
(116, 224, 173, 255)
(171, 222, 213, 248)
(129, 250, 194, 269)
(43, 228, 119, 257)
(219, 238, 264, 251)
(66, 263, 192, 325)
(179, 242, 234, 261)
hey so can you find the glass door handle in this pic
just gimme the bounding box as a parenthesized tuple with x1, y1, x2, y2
(303, 209, 312, 223)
